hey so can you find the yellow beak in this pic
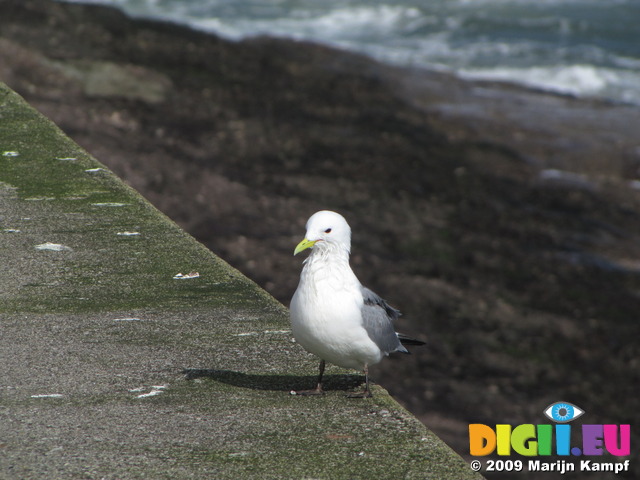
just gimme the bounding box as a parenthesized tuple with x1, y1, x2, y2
(294, 238, 317, 256)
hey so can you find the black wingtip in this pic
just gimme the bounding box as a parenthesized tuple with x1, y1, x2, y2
(397, 333, 426, 346)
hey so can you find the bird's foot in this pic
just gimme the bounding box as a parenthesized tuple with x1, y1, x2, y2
(290, 384, 324, 396)
(346, 389, 372, 399)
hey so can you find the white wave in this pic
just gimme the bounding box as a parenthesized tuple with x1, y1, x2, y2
(291, 5, 423, 39)
(192, 5, 423, 43)
(459, 64, 639, 102)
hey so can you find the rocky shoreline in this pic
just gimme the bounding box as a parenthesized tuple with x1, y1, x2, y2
(3, 1, 639, 476)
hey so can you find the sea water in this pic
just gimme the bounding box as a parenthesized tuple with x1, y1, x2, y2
(60, 0, 640, 105)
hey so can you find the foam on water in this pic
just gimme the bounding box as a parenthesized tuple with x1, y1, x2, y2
(193, 4, 423, 44)
(460, 64, 634, 99)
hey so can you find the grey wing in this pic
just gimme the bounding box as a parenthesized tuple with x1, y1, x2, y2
(360, 287, 407, 355)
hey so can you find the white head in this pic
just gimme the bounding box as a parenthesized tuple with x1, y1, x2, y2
(294, 210, 352, 258)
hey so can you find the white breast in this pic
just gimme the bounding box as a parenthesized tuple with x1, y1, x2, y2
(290, 256, 383, 370)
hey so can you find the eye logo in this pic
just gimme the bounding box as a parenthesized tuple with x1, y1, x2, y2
(543, 401, 585, 423)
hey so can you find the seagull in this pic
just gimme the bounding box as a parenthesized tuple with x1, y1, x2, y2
(290, 210, 424, 398)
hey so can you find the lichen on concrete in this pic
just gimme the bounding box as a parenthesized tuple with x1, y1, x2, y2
(0, 83, 482, 479)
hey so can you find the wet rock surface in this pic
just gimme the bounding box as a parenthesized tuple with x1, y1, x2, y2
(3, 1, 639, 477)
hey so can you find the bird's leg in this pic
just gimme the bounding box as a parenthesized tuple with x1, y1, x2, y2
(347, 364, 373, 398)
(293, 359, 325, 395)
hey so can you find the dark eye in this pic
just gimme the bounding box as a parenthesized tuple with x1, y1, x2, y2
(324, 228, 332, 233)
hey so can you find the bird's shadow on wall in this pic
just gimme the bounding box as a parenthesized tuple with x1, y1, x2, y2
(182, 368, 363, 393)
